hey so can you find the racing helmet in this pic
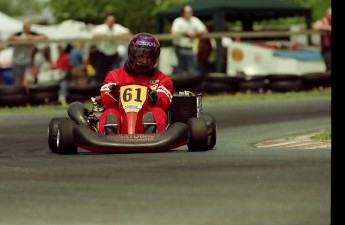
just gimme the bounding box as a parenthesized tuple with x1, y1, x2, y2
(127, 33, 160, 75)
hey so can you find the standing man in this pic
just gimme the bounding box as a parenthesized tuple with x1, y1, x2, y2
(313, 7, 332, 72)
(7, 20, 48, 86)
(92, 13, 131, 83)
(171, 4, 207, 75)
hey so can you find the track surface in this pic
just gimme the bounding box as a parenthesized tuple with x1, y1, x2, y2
(0, 96, 331, 225)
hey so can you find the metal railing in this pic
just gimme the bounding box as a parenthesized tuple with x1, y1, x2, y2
(1, 30, 322, 45)
(1, 30, 322, 73)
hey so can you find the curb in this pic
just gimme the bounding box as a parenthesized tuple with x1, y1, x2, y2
(254, 130, 331, 150)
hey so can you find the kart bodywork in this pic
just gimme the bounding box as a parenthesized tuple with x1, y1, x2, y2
(48, 85, 217, 154)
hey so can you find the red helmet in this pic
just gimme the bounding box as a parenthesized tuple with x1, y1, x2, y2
(127, 33, 160, 75)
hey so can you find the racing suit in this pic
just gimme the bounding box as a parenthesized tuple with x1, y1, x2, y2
(98, 66, 173, 134)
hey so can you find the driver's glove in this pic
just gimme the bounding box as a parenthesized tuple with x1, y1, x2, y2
(148, 90, 158, 106)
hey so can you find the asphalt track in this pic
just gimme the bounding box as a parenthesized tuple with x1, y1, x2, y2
(0, 96, 331, 225)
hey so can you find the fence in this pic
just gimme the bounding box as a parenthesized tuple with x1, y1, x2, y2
(0, 30, 329, 107)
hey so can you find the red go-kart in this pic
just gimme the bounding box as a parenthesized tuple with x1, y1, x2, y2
(48, 84, 217, 154)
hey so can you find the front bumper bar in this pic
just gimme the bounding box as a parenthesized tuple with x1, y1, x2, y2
(73, 122, 189, 153)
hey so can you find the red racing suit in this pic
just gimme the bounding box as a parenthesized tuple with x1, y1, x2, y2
(98, 67, 174, 134)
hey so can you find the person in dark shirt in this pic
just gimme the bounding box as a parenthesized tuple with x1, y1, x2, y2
(313, 7, 332, 72)
(7, 20, 48, 85)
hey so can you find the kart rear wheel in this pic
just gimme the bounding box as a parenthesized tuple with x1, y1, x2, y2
(208, 128, 217, 150)
(187, 117, 208, 151)
(48, 117, 70, 153)
(56, 120, 77, 154)
(203, 113, 217, 150)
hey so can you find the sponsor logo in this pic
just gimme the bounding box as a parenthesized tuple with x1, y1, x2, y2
(123, 104, 142, 110)
(150, 84, 158, 91)
(232, 48, 244, 61)
(149, 79, 159, 84)
(136, 40, 157, 47)
(107, 133, 161, 143)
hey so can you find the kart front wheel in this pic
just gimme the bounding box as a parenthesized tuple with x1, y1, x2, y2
(187, 117, 208, 151)
(56, 120, 77, 154)
(48, 117, 70, 153)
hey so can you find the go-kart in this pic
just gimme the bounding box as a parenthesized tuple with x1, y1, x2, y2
(48, 84, 217, 154)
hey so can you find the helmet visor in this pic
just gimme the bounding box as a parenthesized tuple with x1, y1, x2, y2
(134, 50, 154, 67)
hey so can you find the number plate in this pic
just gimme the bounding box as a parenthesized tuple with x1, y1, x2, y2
(120, 85, 148, 112)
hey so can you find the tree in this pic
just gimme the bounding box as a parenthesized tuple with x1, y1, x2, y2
(48, 0, 187, 34)
(288, 0, 331, 20)
(0, 0, 45, 17)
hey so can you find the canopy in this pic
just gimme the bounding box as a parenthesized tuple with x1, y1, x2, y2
(157, 0, 312, 32)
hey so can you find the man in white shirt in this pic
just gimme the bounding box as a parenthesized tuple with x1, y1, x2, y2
(92, 13, 131, 82)
(171, 5, 207, 75)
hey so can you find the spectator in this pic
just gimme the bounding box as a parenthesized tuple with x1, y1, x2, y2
(92, 13, 131, 83)
(196, 37, 213, 75)
(171, 4, 207, 75)
(69, 41, 87, 68)
(196, 24, 214, 75)
(55, 44, 73, 72)
(197, 23, 234, 74)
(313, 7, 332, 72)
(88, 45, 98, 70)
(0, 45, 15, 85)
(99, 33, 173, 135)
(69, 41, 92, 85)
(55, 44, 73, 105)
(7, 20, 48, 86)
(32, 44, 53, 83)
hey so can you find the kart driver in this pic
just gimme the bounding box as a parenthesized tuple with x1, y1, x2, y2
(98, 33, 174, 134)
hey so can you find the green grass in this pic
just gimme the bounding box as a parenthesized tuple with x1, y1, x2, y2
(0, 88, 331, 113)
(202, 88, 331, 102)
(311, 129, 331, 143)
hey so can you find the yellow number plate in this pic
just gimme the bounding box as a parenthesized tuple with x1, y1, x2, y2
(120, 85, 148, 112)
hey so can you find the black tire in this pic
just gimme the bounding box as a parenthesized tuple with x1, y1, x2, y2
(268, 80, 304, 92)
(267, 74, 300, 82)
(202, 113, 217, 150)
(187, 82, 205, 93)
(66, 93, 91, 103)
(187, 117, 209, 151)
(300, 72, 331, 89)
(56, 120, 77, 154)
(238, 80, 267, 93)
(48, 117, 70, 153)
(205, 73, 240, 85)
(29, 91, 59, 105)
(238, 75, 267, 81)
(0, 85, 27, 95)
(208, 129, 217, 150)
(171, 72, 205, 90)
(28, 83, 60, 93)
(0, 94, 29, 107)
(67, 83, 100, 95)
(204, 74, 239, 94)
(203, 81, 237, 94)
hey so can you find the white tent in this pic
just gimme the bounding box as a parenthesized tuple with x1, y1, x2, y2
(0, 11, 94, 41)
(0, 11, 23, 40)
(33, 20, 94, 39)
(1, 11, 96, 63)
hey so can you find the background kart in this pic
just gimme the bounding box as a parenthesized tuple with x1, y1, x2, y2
(48, 87, 217, 154)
